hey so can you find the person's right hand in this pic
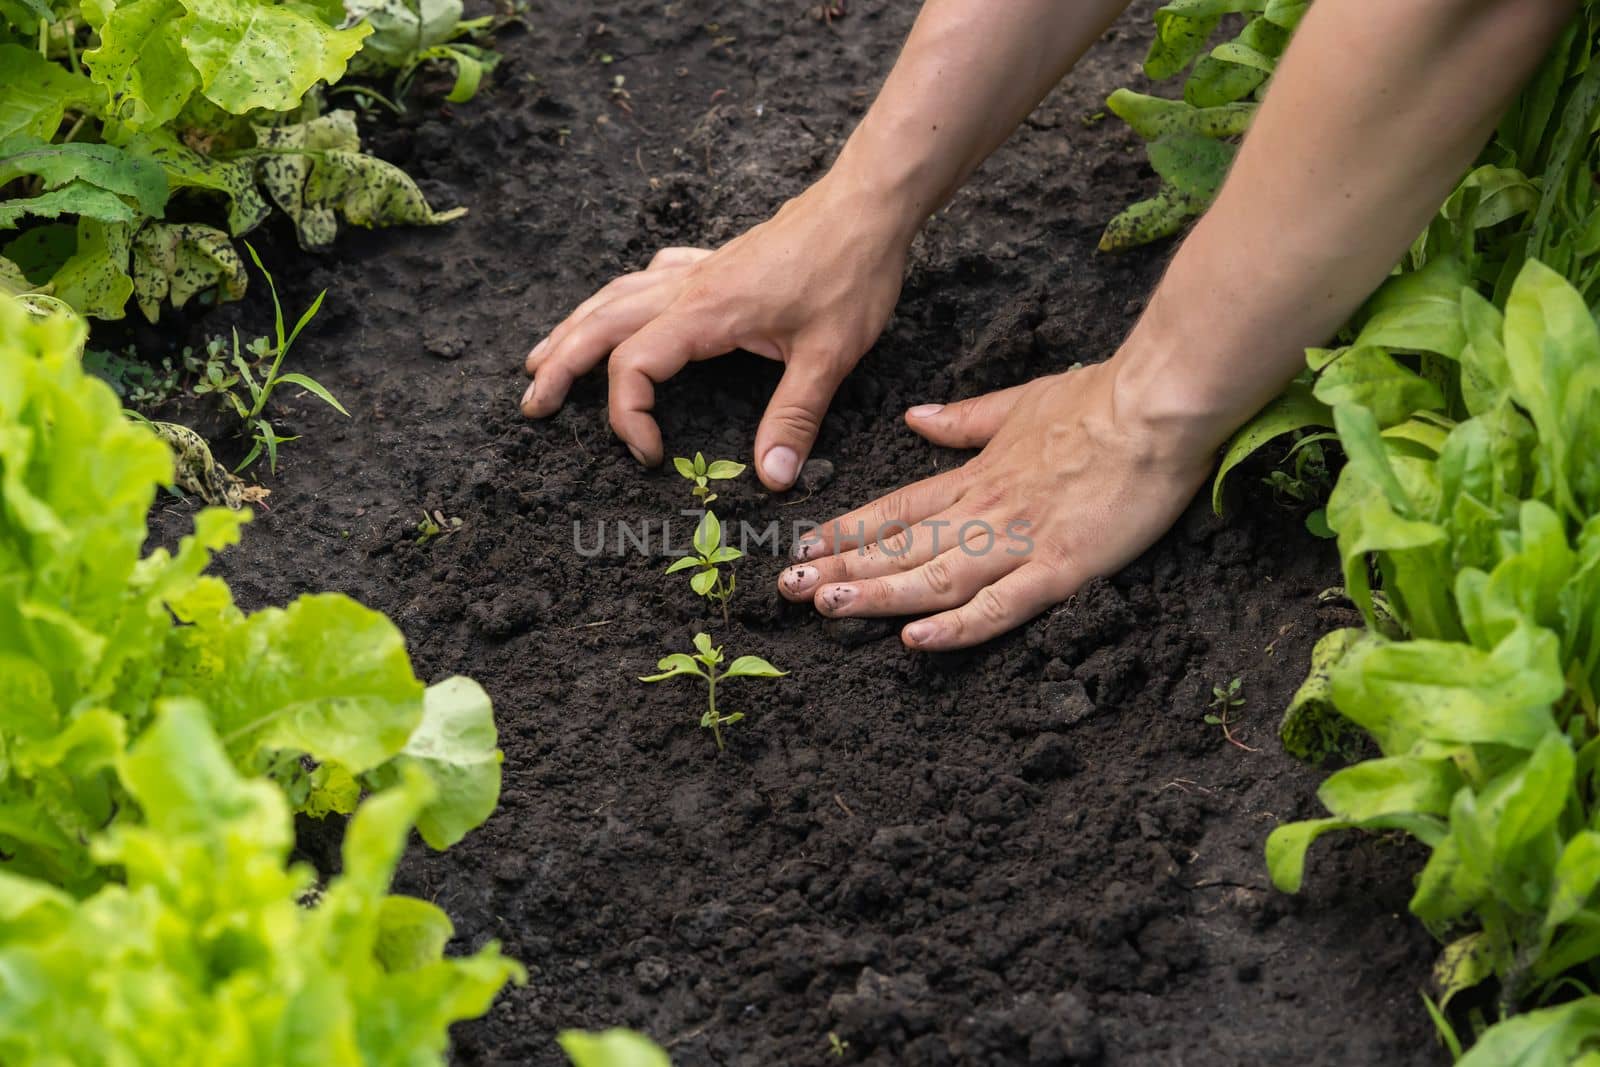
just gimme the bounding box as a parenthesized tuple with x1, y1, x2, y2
(520, 177, 912, 490)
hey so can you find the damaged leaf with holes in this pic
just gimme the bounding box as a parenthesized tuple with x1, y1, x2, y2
(253, 111, 466, 250)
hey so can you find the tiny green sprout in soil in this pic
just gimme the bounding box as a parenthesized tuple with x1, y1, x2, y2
(668, 510, 743, 626)
(415, 509, 463, 545)
(674, 452, 747, 504)
(1204, 677, 1257, 752)
(639, 633, 786, 752)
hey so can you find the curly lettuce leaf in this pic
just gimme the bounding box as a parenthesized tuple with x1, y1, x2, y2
(0, 44, 104, 142)
(0, 702, 522, 1065)
(364, 675, 503, 849)
(82, 0, 202, 129)
(179, 0, 371, 113)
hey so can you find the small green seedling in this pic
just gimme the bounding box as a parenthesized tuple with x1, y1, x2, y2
(415, 509, 463, 545)
(668, 511, 743, 626)
(828, 1032, 850, 1057)
(1204, 677, 1257, 752)
(205, 244, 348, 474)
(673, 452, 746, 504)
(639, 632, 786, 752)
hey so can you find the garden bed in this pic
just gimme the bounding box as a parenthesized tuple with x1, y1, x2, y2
(145, 2, 1440, 1063)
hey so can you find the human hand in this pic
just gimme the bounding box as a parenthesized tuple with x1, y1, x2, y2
(776, 360, 1221, 650)
(520, 178, 910, 490)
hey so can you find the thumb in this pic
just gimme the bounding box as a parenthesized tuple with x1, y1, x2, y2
(905, 383, 1031, 448)
(754, 353, 846, 490)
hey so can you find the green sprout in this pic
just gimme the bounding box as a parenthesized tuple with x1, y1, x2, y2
(415, 509, 463, 545)
(673, 452, 746, 504)
(639, 632, 786, 752)
(1204, 677, 1257, 752)
(828, 1032, 850, 1057)
(668, 511, 743, 626)
(204, 243, 348, 474)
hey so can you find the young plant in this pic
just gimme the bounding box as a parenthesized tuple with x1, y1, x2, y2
(674, 452, 746, 504)
(1204, 677, 1256, 752)
(668, 511, 743, 626)
(416, 509, 463, 545)
(639, 633, 786, 752)
(205, 245, 349, 473)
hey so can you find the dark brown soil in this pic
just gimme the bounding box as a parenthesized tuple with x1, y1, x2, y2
(141, 2, 1442, 1064)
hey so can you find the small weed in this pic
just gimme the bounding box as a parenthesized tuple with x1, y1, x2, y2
(1204, 677, 1258, 752)
(416, 509, 463, 545)
(201, 244, 348, 474)
(828, 1032, 850, 1057)
(639, 632, 786, 752)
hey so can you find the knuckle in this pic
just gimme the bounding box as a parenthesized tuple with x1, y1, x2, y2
(973, 586, 1009, 625)
(922, 555, 955, 596)
(766, 401, 822, 436)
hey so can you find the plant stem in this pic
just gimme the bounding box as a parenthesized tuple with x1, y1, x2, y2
(706, 669, 724, 752)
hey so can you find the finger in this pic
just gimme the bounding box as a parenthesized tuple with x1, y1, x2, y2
(778, 507, 980, 600)
(648, 247, 713, 270)
(792, 469, 968, 562)
(525, 270, 663, 374)
(901, 561, 1073, 651)
(905, 382, 1032, 449)
(522, 285, 681, 418)
(608, 316, 733, 466)
(753, 351, 847, 491)
(813, 538, 1023, 619)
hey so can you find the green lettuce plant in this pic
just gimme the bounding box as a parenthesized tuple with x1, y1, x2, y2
(1264, 260, 1600, 1059)
(0, 702, 524, 1064)
(639, 633, 786, 752)
(667, 510, 742, 626)
(0, 0, 486, 321)
(0, 292, 501, 891)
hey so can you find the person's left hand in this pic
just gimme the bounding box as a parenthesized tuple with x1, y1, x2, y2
(775, 361, 1220, 650)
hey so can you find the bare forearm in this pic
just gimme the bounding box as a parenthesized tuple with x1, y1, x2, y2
(826, 0, 1134, 243)
(1117, 0, 1576, 443)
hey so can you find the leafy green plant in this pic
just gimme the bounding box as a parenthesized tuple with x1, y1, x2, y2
(1262, 260, 1600, 1057)
(667, 510, 743, 626)
(639, 633, 786, 752)
(0, 703, 524, 1064)
(0, 0, 483, 322)
(0, 293, 501, 891)
(345, 0, 501, 106)
(674, 452, 746, 504)
(199, 243, 347, 472)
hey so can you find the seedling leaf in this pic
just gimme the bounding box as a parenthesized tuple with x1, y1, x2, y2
(722, 656, 787, 680)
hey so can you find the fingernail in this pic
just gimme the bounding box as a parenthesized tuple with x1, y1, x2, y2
(792, 534, 821, 561)
(530, 338, 549, 361)
(822, 585, 856, 612)
(782, 565, 818, 594)
(626, 444, 646, 465)
(907, 404, 944, 418)
(904, 621, 937, 646)
(763, 445, 799, 487)
(521, 380, 536, 409)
